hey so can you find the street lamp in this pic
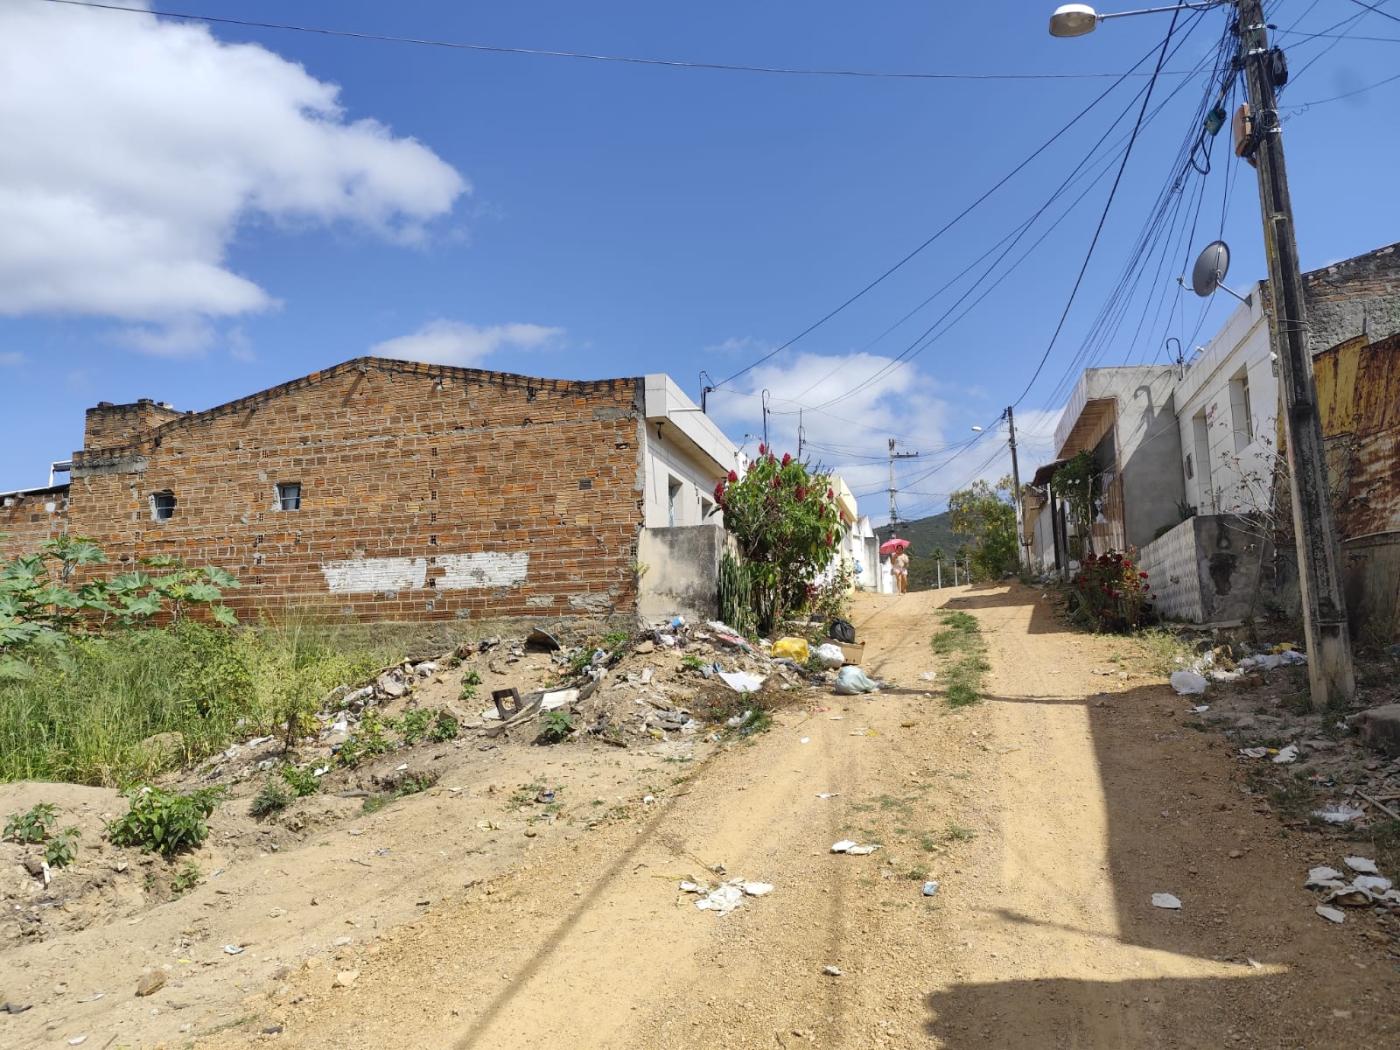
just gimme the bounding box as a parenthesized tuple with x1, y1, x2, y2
(1048, 3, 1225, 38)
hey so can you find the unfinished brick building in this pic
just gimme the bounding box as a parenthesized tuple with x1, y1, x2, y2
(1, 358, 739, 624)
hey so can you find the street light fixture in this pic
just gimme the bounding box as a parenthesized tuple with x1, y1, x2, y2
(1048, 2, 1226, 38)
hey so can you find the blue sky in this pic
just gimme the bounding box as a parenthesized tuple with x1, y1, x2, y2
(2, 0, 1397, 521)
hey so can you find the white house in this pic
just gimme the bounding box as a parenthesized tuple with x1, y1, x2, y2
(639, 374, 743, 528)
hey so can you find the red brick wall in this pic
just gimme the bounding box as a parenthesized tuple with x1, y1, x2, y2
(65, 359, 645, 622)
(0, 489, 70, 561)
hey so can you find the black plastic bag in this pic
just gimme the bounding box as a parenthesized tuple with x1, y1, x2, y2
(828, 618, 856, 644)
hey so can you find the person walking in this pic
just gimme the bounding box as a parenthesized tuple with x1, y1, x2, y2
(893, 546, 911, 594)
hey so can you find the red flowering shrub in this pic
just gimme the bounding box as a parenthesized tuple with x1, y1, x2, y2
(1067, 550, 1153, 632)
(712, 450, 843, 633)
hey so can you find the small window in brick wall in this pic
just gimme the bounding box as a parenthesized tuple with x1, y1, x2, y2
(277, 482, 302, 511)
(150, 490, 176, 522)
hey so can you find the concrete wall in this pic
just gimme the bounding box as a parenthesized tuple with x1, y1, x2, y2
(636, 524, 726, 622)
(1137, 515, 1269, 625)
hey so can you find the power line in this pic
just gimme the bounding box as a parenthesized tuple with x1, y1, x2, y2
(31, 0, 1200, 81)
(708, 36, 1179, 392)
(1284, 69, 1400, 108)
(1010, 7, 1184, 409)
(1344, 0, 1400, 25)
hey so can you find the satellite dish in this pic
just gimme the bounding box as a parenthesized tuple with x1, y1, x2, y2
(1191, 240, 1231, 297)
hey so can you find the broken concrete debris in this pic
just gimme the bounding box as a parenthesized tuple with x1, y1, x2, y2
(831, 840, 880, 856)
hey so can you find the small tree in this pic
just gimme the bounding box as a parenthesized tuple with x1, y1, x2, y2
(948, 478, 1018, 581)
(714, 447, 843, 634)
(1051, 451, 1096, 558)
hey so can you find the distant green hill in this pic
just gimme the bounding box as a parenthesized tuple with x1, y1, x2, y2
(876, 512, 963, 590)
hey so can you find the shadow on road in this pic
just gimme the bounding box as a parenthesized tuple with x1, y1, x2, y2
(917, 582, 1396, 1048)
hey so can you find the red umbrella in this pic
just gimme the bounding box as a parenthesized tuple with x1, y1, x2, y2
(880, 538, 910, 555)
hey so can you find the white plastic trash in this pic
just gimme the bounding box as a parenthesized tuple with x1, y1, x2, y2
(1169, 671, 1208, 696)
(1272, 744, 1299, 764)
(834, 666, 879, 695)
(1151, 893, 1182, 910)
(1344, 857, 1380, 875)
(1315, 905, 1346, 924)
(815, 643, 845, 669)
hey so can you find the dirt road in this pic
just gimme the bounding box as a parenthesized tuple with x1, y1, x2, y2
(205, 585, 1398, 1049)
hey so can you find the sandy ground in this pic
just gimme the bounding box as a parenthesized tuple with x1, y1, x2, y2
(6, 584, 1398, 1048)
(176, 583, 1396, 1050)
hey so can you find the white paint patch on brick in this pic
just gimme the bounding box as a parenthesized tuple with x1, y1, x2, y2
(437, 552, 529, 589)
(321, 557, 427, 594)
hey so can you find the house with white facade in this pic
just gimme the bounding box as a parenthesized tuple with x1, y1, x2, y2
(1023, 240, 1400, 633)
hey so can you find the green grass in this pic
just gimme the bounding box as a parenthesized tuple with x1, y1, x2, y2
(930, 610, 989, 707)
(0, 616, 402, 786)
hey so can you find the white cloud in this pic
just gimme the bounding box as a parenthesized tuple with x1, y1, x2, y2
(707, 351, 972, 523)
(0, 352, 24, 367)
(0, 2, 466, 332)
(370, 321, 564, 366)
(110, 318, 217, 358)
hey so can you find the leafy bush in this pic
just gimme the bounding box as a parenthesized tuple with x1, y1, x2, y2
(280, 763, 320, 797)
(44, 827, 79, 868)
(713, 447, 844, 634)
(428, 710, 460, 743)
(807, 563, 853, 627)
(336, 711, 394, 767)
(948, 478, 1019, 581)
(395, 708, 434, 746)
(1067, 550, 1153, 632)
(106, 785, 225, 857)
(249, 780, 291, 818)
(3, 802, 57, 844)
(535, 711, 574, 745)
(172, 862, 202, 895)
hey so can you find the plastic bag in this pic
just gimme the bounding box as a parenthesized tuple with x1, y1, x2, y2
(828, 619, 857, 644)
(815, 643, 845, 669)
(834, 665, 879, 695)
(772, 637, 810, 662)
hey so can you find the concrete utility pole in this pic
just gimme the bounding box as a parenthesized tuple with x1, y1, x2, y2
(886, 438, 920, 529)
(1235, 0, 1354, 708)
(1005, 406, 1025, 573)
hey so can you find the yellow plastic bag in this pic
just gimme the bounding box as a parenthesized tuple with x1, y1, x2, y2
(772, 637, 810, 662)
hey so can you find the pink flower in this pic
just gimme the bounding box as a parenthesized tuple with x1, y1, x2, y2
(782, 452, 792, 466)
(758, 443, 767, 456)
(727, 470, 739, 483)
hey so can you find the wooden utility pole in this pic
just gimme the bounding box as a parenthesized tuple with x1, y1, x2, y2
(1235, 0, 1354, 707)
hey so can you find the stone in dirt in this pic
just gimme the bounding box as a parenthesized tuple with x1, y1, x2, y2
(1315, 905, 1346, 924)
(1352, 703, 1400, 757)
(333, 970, 360, 989)
(1151, 893, 1182, 910)
(1344, 857, 1380, 875)
(822, 965, 843, 977)
(135, 970, 166, 997)
(377, 672, 407, 699)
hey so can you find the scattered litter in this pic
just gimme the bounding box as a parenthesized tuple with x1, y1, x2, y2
(919, 671, 938, 682)
(1344, 856, 1380, 875)
(831, 840, 880, 856)
(1305, 866, 1345, 888)
(800, 736, 811, 745)
(66, 1038, 87, 1047)
(718, 670, 765, 694)
(772, 637, 810, 662)
(643, 794, 656, 805)
(1239, 747, 1270, 759)
(725, 710, 753, 728)
(1272, 744, 1299, 765)
(540, 688, 578, 712)
(1169, 671, 1208, 696)
(834, 666, 880, 695)
(922, 880, 940, 897)
(1192, 705, 1210, 713)
(394, 762, 409, 772)
(822, 965, 843, 977)
(222, 945, 244, 955)
(1151, 893, 1182, 910)
(525, 628, 562, 653)
(742, 882, 774, 897)
(831, 840, 857, 853)
(815, 792, 838, 800)
(1312, 803, 1366, 825)
(814, 643, 846, 669)
(1315, 905, 1346, 924)
(1354, 875, 1392, 894)
(686, 877, 773, 917)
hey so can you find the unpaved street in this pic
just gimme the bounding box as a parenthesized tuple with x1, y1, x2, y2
(207, 585, 1399, 1049)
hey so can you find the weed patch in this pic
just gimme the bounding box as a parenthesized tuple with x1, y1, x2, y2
(107, 785, 225, 857)
(930, 611, 988, 707)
